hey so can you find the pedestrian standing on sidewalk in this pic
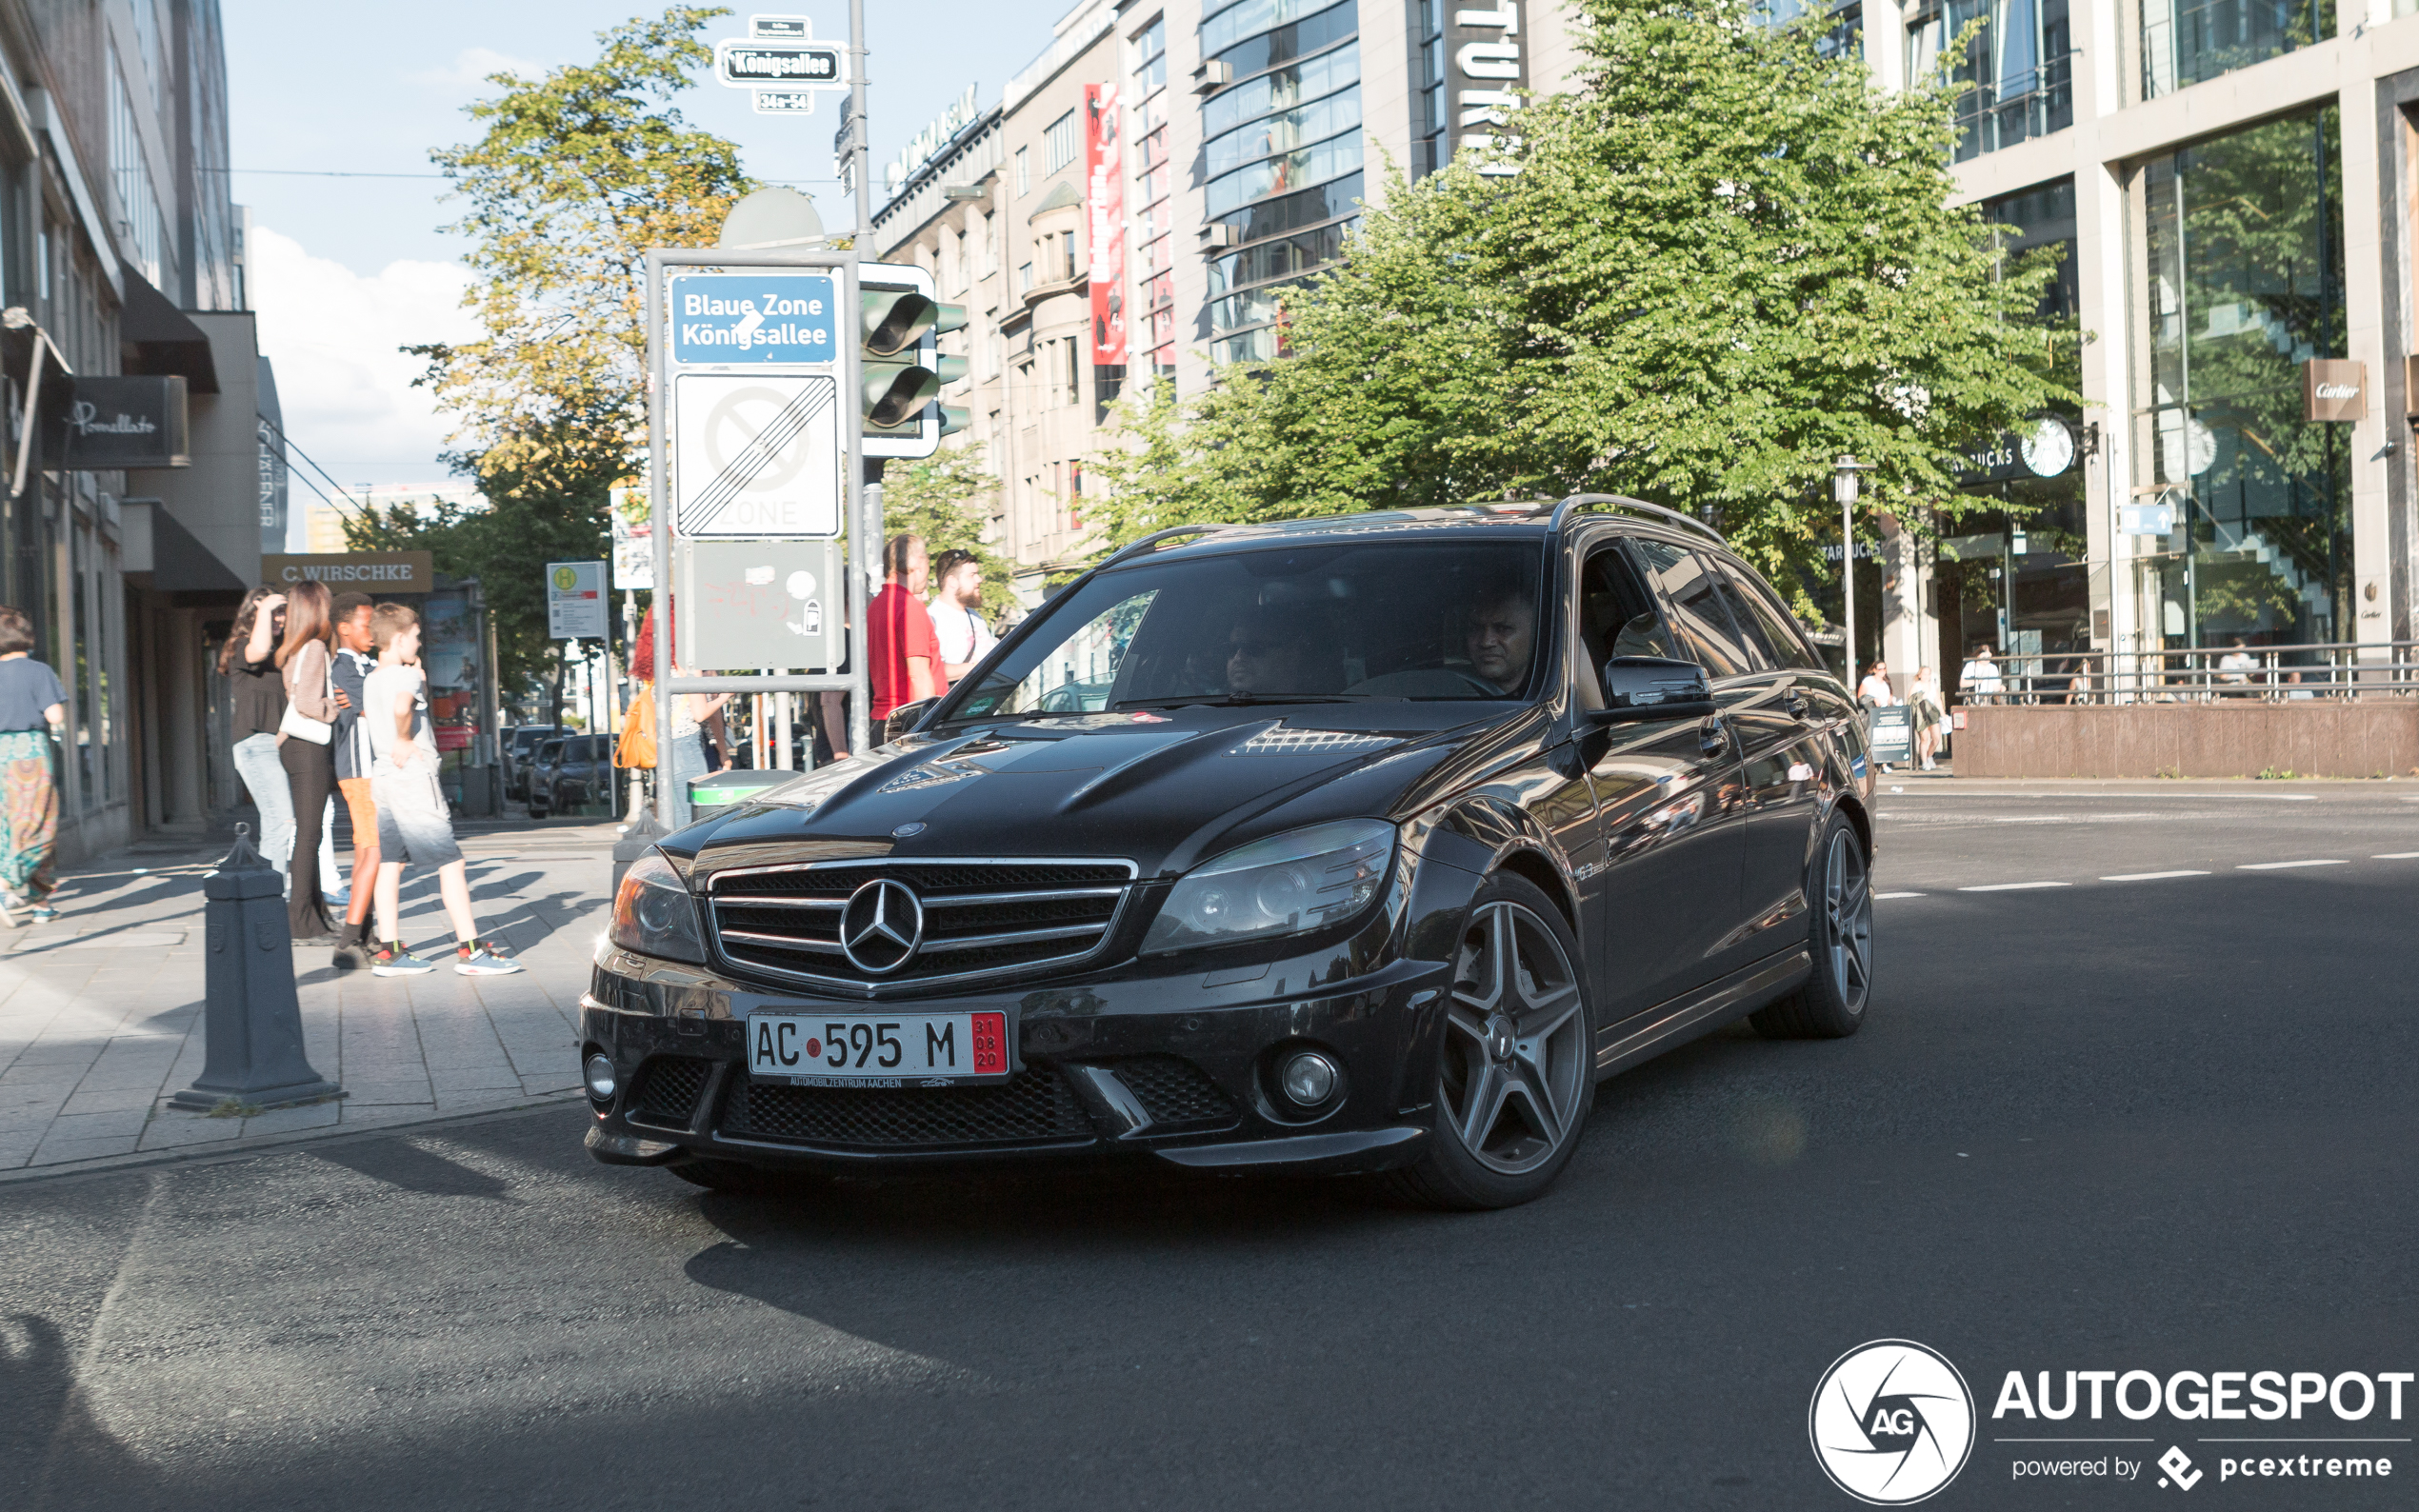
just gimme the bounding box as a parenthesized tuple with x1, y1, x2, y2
(329, 591, 382, 968)
(361, 604, 522, 977)
(1959, 644, 2003, 703)
(869, 534, 941, 725)
(928, 549, 996, 686)
(1909, 666, 1947, 772)
(221, 586, 296, 890)
(1855, 660, 1893, 709)
(666, 665, 730, 830)
(275, 580, 340, 945)
(0, 606, 66, 924)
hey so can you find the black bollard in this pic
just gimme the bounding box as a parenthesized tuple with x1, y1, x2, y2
(170, 825, 346, 1113)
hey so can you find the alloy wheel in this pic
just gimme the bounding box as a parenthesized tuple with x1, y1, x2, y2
(1825, 827, 1872, 1013)
(1440, 900, 1588, 1175)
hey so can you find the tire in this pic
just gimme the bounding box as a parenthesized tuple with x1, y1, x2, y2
(1750, 810, 1873, 1040)
(668, 1157, 826, 1196)
(1384, 872, 1596, 1210)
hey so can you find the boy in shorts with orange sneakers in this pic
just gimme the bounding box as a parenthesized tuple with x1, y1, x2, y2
(362, 603, 521, 977)
(328, 591, 382, 970)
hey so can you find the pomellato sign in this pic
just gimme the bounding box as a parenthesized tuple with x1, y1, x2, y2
(52, 375, 189, 469)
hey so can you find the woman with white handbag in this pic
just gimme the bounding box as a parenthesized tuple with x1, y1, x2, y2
(275, 580, 341, 944)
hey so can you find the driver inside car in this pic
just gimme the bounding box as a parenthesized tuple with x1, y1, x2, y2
(1465, 579, 1537, 693)
(1226, 607, 1337, 696)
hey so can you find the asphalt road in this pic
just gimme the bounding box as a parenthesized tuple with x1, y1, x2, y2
(7, 786, 2417, 1512)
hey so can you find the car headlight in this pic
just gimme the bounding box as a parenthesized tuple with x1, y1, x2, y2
(1142, 820, 1395, 955)
(610, 849, 707, 964)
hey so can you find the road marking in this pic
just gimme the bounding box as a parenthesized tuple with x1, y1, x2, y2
(1874, 891, 1925, 899)
(2100, 870, 2209, 882)
(1958, 881, 2071, 892)
(2374, 852, 2419, 859)
(2237, 859, 2347, 870)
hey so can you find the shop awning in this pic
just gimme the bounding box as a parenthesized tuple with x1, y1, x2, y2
(118, 271, 220, 395)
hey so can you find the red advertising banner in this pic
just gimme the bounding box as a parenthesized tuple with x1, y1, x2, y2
(1085, 83, 1127, 366)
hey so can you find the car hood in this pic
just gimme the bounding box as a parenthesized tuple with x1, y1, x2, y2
(673, 703, 1523, 886)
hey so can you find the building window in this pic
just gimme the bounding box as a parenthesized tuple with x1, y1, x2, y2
(1045, 109, 1079, 173)
(1198, 0, 1363, 355)
(1060, 229, 1078, 280)
(1015, 146, 1030, 194)
(1130, 15, 1168, 92)
(107, 48, 168, 287)
(1907, 1, 2071, 159)
(1751, 0, 1865, 57)
(2135, 107, 2347, 650)
(983, 211, 998, 278)
(2141, 0, 2330, 99)
(1414, 2, 1448, 177)
(1019, 260, 1034, 294)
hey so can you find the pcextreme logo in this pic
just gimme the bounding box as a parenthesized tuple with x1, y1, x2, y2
(1810, 1340, 1978, 1504)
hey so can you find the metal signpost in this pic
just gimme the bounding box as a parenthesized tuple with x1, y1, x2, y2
(647, 248, 868, 829)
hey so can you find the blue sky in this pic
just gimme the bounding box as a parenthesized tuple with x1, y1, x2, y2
(226, 0, 1050, 499)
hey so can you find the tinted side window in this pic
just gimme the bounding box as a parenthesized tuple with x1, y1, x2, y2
(1628, 539, 1753, 678)
(1716, 560, 1822, 672)
(1578, 543, 1678, 679)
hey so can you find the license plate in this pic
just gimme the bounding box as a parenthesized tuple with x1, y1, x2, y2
(745, 1010, 1011, 1086)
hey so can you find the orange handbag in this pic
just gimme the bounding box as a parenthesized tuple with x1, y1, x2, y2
(615, 685, 659, 769)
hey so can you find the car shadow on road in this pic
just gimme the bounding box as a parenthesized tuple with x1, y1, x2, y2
(309, 1141, 520, 1202)
(0, 1311, 162, 1510)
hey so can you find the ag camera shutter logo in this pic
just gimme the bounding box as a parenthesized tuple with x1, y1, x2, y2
(1810, 1340, 1976, 1504)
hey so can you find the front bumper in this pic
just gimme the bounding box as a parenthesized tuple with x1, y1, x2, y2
(577, 944, 1451, 1178)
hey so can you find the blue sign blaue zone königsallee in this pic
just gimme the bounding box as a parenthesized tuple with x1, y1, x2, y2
(669, 273, 837, 365)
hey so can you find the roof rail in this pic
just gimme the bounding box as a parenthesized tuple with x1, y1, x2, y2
(1550, 493, 1727, 546)
(1097, 522, 1239, 569)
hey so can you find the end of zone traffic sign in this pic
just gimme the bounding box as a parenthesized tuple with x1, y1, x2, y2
(669, 273, 837, 366)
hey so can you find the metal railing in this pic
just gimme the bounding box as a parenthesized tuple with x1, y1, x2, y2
(1949, 641, 2419, 705)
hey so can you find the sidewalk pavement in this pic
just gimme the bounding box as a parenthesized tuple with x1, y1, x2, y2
(0, 818, 618, 1179)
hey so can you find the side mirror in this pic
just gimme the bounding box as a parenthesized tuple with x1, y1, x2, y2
(882, 699, 938, 744)
(1592, 657, 1717, 723)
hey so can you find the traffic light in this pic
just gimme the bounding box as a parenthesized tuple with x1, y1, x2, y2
(859, 261, 968, 460)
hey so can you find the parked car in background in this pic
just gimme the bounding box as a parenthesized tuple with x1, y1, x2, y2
(505, 726, 558, 803)
(524, 737, 569, 817)
(550, 735, 615, 816)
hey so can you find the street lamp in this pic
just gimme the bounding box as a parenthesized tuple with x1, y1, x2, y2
(1834, 455, 1873, 691)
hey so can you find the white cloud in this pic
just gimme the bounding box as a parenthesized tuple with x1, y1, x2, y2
(248, 225, 478, 488)
(406, 47, 547, 90)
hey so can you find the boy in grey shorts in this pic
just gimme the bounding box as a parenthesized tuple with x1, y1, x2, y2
(363, 603, 521, 977)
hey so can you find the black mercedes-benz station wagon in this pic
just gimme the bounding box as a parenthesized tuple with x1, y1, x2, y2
(583, 497, 1875, 1208)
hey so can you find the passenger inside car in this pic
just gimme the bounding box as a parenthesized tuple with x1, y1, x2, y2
(1463, 577, 1537, 694)
(1226, 606, 1337, 696)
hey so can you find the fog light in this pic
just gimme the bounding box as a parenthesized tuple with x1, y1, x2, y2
(583, 1053, 617, 1101)
(1278, 1050, 1338, 1107)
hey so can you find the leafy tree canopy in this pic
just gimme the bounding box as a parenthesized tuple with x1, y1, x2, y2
(372, 7, 749, 696)
(1089, 0, 2074, 603)
(875, 447, 1017, 622)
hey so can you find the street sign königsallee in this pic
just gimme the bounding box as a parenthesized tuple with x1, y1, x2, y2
(668, 272, 837, 366)
(715, 38, 845, 90)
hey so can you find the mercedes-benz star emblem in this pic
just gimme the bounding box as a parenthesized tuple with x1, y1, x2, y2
(839, 878, 925, 974)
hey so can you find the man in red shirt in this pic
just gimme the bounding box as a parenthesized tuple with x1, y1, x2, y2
(868, 533, 943, 721)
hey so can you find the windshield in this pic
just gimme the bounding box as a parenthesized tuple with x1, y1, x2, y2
(944, 540, 1548, 721)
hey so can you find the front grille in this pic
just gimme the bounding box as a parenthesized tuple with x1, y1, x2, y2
(628, 1055, 711, 1129)
(1107, 1056, 1240, 1131)
(720, 1066, 1093, 1149)
(708, 858, 1137, 990)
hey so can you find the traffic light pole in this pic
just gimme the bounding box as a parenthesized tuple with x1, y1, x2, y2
(847, 0, 874, 759)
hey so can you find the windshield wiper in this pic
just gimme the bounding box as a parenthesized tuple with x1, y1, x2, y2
(1111, 693, 1379, 711)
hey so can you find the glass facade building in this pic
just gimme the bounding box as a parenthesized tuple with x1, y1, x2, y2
(2137, 108, 2348, 651)
(1198, 0, 1364, 365)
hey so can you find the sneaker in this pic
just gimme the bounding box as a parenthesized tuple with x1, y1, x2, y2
(331, 940, 371, 972)
(454, 939, 524, 977)
(370, 943, 437, 977)
(27, 903, 54, 923)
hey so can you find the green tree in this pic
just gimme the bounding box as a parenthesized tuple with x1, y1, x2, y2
(1089, 0, 2072, 603)
(876, 446, 1017, 621)
(375, 6, 750, 695)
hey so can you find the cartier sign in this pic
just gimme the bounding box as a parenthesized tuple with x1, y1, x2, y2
(2303, 358, 2365, 423)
